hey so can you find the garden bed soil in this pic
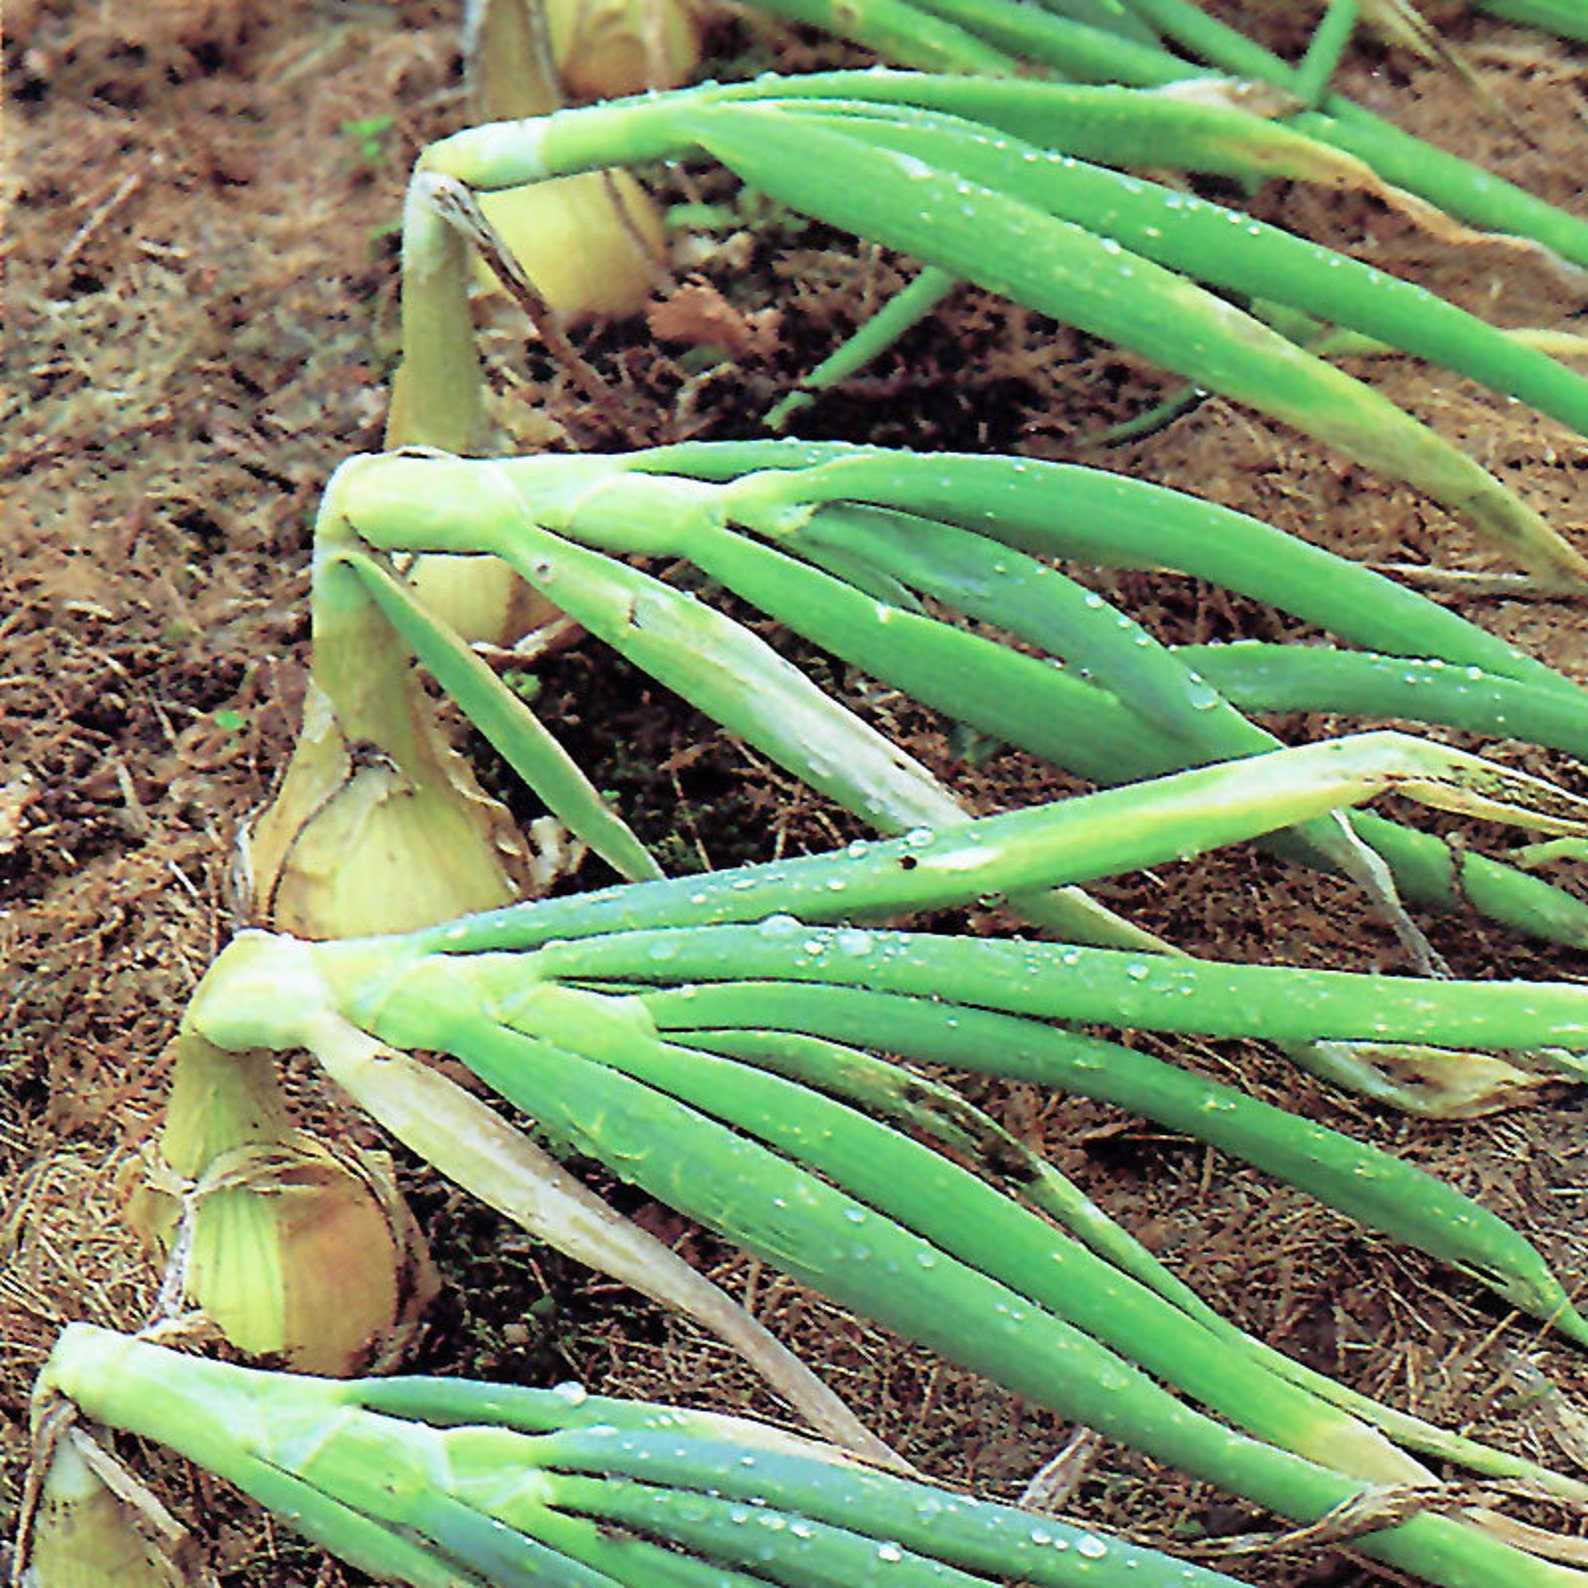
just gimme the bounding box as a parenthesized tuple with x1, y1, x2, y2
(6, 3, 1588, 1582)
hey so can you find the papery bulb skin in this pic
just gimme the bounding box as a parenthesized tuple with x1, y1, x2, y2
(244, 680, 532, 939)
(548, 0, 703, 100)
(126, 1029, 438, 1375)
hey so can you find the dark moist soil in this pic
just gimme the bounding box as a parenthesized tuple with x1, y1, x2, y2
(7, 2, 1588, 1583)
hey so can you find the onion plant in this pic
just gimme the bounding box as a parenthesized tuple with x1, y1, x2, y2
(29, 1324, 1259, 1588)
(302, 442, 1588, 967)
(395, 67, 1588, 582)
(156, 734, 1588, 1587)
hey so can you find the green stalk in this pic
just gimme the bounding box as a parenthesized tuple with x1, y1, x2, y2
(1347, 810, 1588, 947)
(910, 0, 1167, 65)
(1181, 643, 1588, 759)
(900, 2, 1186, 80)
(328, 451, 1170, 953)
(544, 489, 1259, 760)
(379, 731, 1588, 958)
(479, 1414, 1230, 1586)
(1474, 0, 1588, 40)
(722, 11, 1588, 268)
(540, 1471, 1131, 1587)
(526, 922, 1588, 1051)
(755, 0, 1175, 78)
(633, 972, 1588, 1341)
(1046, 0, 1162, 44)
(1116, 0, 1588, 266)
(530, 482, 1449, 951)
(328, 447, 1588, 947)
(402, 1478, 754, 1587)
(764, 265, 960, 430)
(781, 100, 1588, 440)
(524, 1475, 1000, 1588)
(685, 102, 1581, 581)
(716, 456, 1588, 946)
(679, 1023, 1588, 1496)
(657, 442, 1569, 689)
(1293, 0, 1357, 107)
(414, 82, 1588, 580)
(710, 496, 1588, 941)
(705, 70, 1418, 188)
(728, 0, 1025, 72)
(768, 504, 1588, 942)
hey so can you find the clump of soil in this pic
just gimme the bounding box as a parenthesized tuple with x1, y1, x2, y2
(6, 2, 1588, 1583)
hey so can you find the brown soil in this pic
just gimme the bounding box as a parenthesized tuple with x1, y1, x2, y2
(6, 2, 1588, 1584)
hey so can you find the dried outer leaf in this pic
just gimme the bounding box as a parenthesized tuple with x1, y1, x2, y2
(1306, 1041, 1558, 1119)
